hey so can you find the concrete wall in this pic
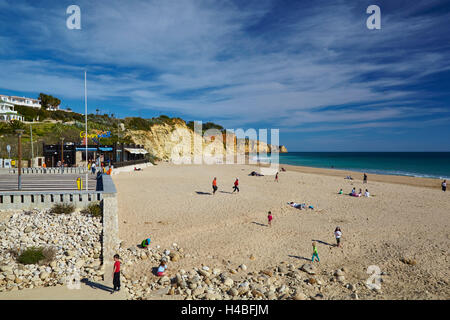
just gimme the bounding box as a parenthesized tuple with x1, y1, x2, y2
(0, 191, 102, 210)
(99, 175, 119, 284)
(0, 173, 120, 286)
(110, 162, 153, 175)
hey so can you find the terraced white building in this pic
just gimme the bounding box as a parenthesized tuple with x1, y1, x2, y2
(0, 102, 24, 121)
(0, 94, 41, 108)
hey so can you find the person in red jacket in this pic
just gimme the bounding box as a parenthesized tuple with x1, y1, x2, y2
(111, 254, 121, 293)
(267, 211, 273, 227)
(232, 178, 239, 193)
(212, 177, 218, 195)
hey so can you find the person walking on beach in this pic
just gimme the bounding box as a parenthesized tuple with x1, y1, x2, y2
(232, 178, 239, 193)
(267, 211, 273, 227)
(334, 227, 342, 248)
(212, 177, 218, 195)
(112, 254, 121, 293)
(275, 172, 279, 182)
(442, 180, 447, 192)
(363, 173, 368, 184)
(311, 242, 320, 262)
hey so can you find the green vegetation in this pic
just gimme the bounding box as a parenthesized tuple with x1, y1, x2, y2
(17, 246, 57, 265)
(123, 115, 186, 131)
(81, 202, 102, 218)
(51, 203, 75, 215)
(186, 121, 224, 133)
(0, 101, 228, 160)
(18, 247, 44, 264)
(39, 93, 61, 110)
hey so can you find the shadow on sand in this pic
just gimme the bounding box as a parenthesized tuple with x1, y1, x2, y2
(252, 221, 267, 227)
(312, 239, 335, 247)
(81, 278, 114, 293)
(219, 191, 233, 194)
(196, 191, 212, 195)
(288, 255, 311, 262)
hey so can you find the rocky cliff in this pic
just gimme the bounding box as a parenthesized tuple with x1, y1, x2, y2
(125, 121, 287, 160)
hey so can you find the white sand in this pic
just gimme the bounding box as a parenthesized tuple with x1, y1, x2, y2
(113, 162, 450, 299)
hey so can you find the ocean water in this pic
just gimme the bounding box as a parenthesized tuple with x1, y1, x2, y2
(252, 152, 450, 179)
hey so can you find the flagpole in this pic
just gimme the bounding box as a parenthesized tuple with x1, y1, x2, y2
(85, 70, 88, 191)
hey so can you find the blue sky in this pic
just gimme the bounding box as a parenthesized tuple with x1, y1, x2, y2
(0, 0, 449, 151)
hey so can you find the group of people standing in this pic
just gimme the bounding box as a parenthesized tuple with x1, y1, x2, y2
(212, 177, 239, 195)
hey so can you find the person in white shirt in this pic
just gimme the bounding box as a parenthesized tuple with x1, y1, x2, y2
(334, 227, 342, 247)
(157, 260, 168, 276)
(364, 189, 370, 197)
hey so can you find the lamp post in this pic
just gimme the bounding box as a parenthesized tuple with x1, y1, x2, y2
(16, 129, 24, 190)
(60, 137, 65, 173)
(30, 124, 34, 168)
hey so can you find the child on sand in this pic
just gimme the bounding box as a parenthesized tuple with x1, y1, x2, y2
(267, 211, 273, 227)
(338, 189, 343, 194)
(212, 177, 218, 195)
(334, 227, 342, 247)
(112, 254, 121, 293)
(275, 172, 279, 182)
(364, 189, 370, 197)
(157, 260, 168, 277)
(141, 238, 151, 248)
(311, 242, 320, 262)
(232, 178, 239, 193)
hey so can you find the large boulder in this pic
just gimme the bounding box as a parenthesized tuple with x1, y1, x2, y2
(300, 263, 316, 275)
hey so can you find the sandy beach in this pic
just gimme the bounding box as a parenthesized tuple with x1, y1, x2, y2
(113, 162, 450, 299)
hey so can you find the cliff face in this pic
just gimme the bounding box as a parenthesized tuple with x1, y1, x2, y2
(126, 121, 287, 160)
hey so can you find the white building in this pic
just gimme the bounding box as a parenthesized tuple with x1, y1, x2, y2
(0, 94, 42, 108)
(0, 103, 24, 121)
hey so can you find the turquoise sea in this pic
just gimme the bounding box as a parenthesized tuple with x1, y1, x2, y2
(253, 152, 450, 179)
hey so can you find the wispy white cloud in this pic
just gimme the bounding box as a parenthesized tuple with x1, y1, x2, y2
(0, 0, 449, 141)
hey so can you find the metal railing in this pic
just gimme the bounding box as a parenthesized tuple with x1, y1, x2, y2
(0, 173, 113, 210)
(8, 167, 88, 174)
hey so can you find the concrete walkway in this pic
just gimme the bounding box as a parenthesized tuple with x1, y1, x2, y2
(0, 281, 127, 300)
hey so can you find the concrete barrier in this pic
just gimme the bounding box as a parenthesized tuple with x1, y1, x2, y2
(7, 167, 88, 175)
(111, 162, 153, 175)
(0, 173, 120, 286)
(0, 190, 102, 210)
(100, 174, 119, 285)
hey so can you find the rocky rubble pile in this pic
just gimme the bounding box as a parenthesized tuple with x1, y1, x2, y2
(0, 209, 103, 292)
(116, 243, 388, 300)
